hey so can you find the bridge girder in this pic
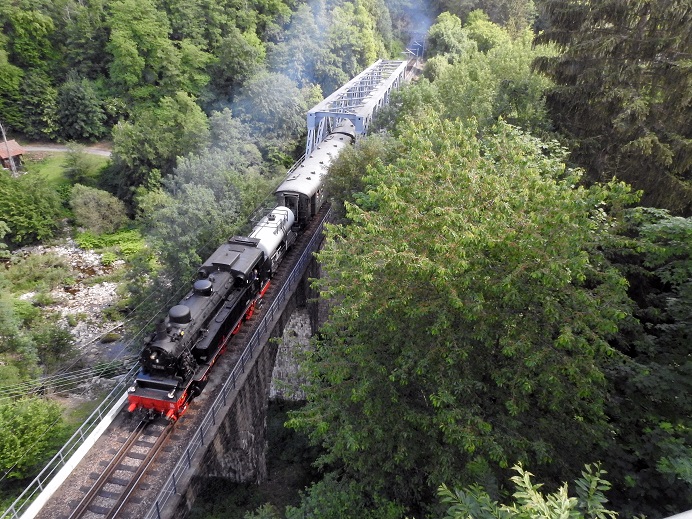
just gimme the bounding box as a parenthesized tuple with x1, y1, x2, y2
(305, 59, 408, 154)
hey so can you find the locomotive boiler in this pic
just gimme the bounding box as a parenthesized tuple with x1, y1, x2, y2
(128, 119, 356, 421)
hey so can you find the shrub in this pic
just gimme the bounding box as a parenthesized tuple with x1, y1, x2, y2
(5, 252, 73, 293)
(70, 184, 128, 235)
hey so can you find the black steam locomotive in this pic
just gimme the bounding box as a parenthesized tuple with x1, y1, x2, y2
(127, 122, 356, 420)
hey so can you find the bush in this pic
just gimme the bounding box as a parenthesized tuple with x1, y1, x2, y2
(0, 397, 65, 479)
(31, 319, 75, 370)
(4, 252, 74, 293)
(0, 173, 63, 245)
(70, 184, 127, 235)
(63, 144, 99, 185)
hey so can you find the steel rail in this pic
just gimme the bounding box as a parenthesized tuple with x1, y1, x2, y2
(143, 206, 331, 519)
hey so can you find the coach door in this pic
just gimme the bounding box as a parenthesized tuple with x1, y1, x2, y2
(284, 194, 299, 221)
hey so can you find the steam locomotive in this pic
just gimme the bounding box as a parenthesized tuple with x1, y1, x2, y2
(127, 121, 356, 420)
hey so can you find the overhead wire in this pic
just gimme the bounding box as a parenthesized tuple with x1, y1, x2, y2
(0, 175, 278, 489)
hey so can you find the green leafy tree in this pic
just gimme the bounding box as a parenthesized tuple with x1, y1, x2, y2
(465, 9, 511, 52)
(0, 220, 10, 259)
(0, 397, 64, 479)
(266, 3, 322, 86)
(289, 116, 635, 512)
(535, 0, 692, 214)
(325, 132, 402, 221)
(157, 0, 210, 47)
(108, 91, 210, 204)
(204, 27, 266, 108)
(70, 184, 128, 235)
(0, 293, 40, 381)
(439, 463, 617, 519)
(63, 143, 101, 186)
(31, 318, 76, 371)
(432, 0, 536, 31)
(420, 16, 554, 135)
(1, 8, 56, 69)
(598, 207, 692, 516)
(315, 1, 388, 95)
(425, 12, 476, 60)
(61, 0, 109, 79)
(0, 172, 62, 245)
(0, 34, 23, 130)
(233, 71, 316, 152)
(106, 0, 211, 102)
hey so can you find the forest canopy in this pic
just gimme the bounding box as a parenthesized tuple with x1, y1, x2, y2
(0, 0, 690, 517)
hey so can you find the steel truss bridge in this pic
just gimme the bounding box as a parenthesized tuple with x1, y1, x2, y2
(305, 59, 408, 154)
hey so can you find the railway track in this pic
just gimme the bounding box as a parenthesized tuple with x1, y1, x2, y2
(66, 418, 171, 519)
(32, 206, 330, 519)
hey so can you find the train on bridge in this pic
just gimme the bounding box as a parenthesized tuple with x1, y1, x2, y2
(127, 121, 357, 421)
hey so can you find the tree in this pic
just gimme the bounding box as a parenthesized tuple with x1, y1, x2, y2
(105, 0, 211, 102)
(232, 71, 316, 153)
(16, 69, 58, 140)
(61, 0, 110, 79)
(425, 12, 476, 60)
(0, 220, 10, 259)
(422, 21, 553, 134)
(108, 91, 210, 204)
(0, 292, 40, 382)
(70, 184, 128, 235)
(598, 207, 692, 516)
(204, 27, 266, 108)
(535, 0, 692, 215)
(314, 1, 388, 95)
(439, 464, 617, 519)
(431, 0, 536, 30)
(0, 397, 64, 479)
(465, 9, 511, 52)
(0, 34, 23, 131)
(0, 172, 62, 245)
(266, 3, 322, 86)
(63, 143, 101, 185)
(56, 74, 107, 142)
(289, 115, 635, 512)
(31, 318, 75, 371)
(325, 132, 402, 221)
(1, 8, 56, 69)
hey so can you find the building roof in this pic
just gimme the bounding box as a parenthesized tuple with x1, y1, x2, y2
(0, 140, 25, 160)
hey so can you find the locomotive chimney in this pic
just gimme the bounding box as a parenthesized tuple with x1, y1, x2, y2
(156, 320, 167, 340)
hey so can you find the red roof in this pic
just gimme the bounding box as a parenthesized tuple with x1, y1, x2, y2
(0, 140, 24, 160)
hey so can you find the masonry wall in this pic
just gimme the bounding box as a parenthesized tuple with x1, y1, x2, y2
(169, 255, 320, 518)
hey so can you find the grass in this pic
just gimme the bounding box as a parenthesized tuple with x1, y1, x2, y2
(22, 151, 109, 189)
(22, 154, 67, 188)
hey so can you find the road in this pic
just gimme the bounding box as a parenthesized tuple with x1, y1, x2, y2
(21, 144, 112, 157)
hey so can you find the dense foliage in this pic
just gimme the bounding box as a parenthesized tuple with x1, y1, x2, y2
(0, 0, 690, 516)
(535, 0, 692, 215)
(0, 397, 65, 479)
(289, 114, 637, 515)
(439, 464, 617, 519)
(0, 171, 63, 245)
(283, 10, 691, 518)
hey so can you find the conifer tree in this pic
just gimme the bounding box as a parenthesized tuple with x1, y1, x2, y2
(535, 0, 692, 214)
